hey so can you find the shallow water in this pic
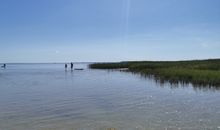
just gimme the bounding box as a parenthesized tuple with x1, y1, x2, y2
(0, 63, 220, 130)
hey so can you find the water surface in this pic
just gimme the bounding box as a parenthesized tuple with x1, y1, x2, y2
(0, 64, 220, 130)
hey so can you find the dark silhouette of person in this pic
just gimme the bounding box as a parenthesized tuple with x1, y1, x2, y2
(71, 62, 73, 70)
(2, 64, 6, 69)
(65, 64, 67, 70)
(1, 64, 6, 69)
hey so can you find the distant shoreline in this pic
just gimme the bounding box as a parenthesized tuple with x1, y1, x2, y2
(0, 62, 93, 64)
(89, 59, 220, 87)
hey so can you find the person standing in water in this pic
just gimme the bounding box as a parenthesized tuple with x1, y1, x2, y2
(70, 62, 73, 70)
(65, 64, 67, 70)
(1, 64, 6, 69)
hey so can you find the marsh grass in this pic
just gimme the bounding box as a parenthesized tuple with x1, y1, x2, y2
(90, 59, 220, 87)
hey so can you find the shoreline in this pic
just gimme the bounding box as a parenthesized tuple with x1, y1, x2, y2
(89, 59, 220, 87)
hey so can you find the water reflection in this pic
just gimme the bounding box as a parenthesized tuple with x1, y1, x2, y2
(154, 77, 219, 92)
(116, 70, 220, 92)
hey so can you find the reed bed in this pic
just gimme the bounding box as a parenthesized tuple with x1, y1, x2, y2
(89, 59, 220, 87)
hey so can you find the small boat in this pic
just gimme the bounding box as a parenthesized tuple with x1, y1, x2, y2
(74, 68, 84, 70)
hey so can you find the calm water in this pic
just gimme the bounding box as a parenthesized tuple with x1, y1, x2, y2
(0, 64, 220, 130)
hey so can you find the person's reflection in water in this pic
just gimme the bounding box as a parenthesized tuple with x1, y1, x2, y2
(70, 67, 74, 83)
(71, 68, 74, 74)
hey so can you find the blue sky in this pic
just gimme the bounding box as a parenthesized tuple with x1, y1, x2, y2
(0, 0, 220, 63)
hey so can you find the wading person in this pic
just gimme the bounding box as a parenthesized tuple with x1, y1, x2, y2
(65, 64, 67, 70)
(1, 64, 6, 69)
(71, 62, 73, 70)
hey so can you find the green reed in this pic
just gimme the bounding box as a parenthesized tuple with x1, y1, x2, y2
(89, 59, 220, 87)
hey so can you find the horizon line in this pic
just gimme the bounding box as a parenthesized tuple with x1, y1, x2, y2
(1, 58, 220, 64)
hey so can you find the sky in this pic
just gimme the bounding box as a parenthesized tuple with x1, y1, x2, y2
(0, 0, 220, 63)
